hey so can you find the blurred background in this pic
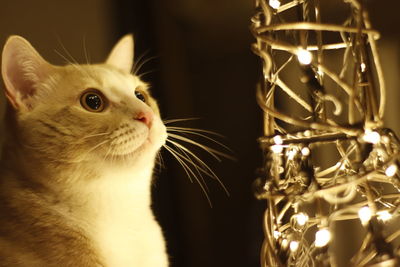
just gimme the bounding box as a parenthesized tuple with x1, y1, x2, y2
(0, 1, 399, 267)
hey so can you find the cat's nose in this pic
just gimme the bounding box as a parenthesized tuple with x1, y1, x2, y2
(135, 111, 153, 128)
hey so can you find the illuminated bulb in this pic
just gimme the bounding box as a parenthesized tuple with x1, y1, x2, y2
(358, 206, 372, 225)
(315, 228, 331, 247)
(295, 213, 309, 226)
(281, 238, 289, 248)
(363, 129, 381, 144)
(287, 149, 297, 160)
(269, 0, 281, 9)
(361, 63, 366, 72)
(290, 241, 299, 252)
(273, 230, 281, 239)
(297, 49, 312, 65)
(301, 147, 310, 156)
(273, 135, 283, 145)
(271, 145, 283, 154)
(385, 164, 397, 177)
(377, 210, 392, 222)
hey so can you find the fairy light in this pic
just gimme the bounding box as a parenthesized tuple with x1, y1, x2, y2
(385, 164, 397, 177)
(363, 129, 381, 144)
(253, 0, 400, 265)
(315, 228, 331, 247)
(301, 147, 310, 156)
(271, 144, 283, 154)
(377, 210, 392, 222)
(273, 135, 283, 145)
(290, 240, 300, 252)
(361, 63, 366, 72)
(294, 213, 308, 226)
(273, 230, 281, 239)
(358, 206, 372, 225)
(297, 49, 312, 65)
(269, 0, 281, 9)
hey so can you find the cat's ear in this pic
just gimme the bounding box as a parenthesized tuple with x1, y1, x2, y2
(106, 34, 134, 73)
(1, 35, 53, 111)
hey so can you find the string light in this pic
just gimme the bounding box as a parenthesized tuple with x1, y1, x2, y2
(385, 164, 397, 177)
(290, 240, 299, 252)
(377, 210, 392, 222)
(269, 0, 281, 9)
(252, 0, 400, 266)
(315, 228, 331, 247)
(358, 206, 372, 225)
(363, 129, 381, 144)
(297, 49, 312, 65)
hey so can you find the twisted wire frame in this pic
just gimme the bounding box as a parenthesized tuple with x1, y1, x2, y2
(251, 0, 400, 266)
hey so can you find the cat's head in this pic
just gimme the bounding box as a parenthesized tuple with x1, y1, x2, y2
(1, 35, 167, 168)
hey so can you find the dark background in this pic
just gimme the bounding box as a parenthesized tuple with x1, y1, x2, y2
(0, 1, 399, 267)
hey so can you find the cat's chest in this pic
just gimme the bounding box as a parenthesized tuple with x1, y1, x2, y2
(91, 209, 168, 267)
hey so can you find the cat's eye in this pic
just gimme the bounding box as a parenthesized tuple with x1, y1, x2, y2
(135, 90, 147, 103)
(80, 90, 106, 112)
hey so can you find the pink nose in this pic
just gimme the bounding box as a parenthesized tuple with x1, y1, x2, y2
(135, 112, 153, 128)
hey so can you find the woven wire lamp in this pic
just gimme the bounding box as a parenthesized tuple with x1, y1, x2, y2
(251, 0, 400, 266)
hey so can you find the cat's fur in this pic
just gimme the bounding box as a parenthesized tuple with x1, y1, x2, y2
(0, 35, 169, 266)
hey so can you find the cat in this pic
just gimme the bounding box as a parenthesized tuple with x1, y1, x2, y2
(0, 35, 169, 266)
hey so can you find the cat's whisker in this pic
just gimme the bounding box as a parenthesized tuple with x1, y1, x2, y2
(166, 139, 229, 196)
(133, 55, 158, 76)
(82, 35, 91, 65)
(163, 118, 201, 125)
(167, 133, 234, 162)
(81, 139, 110, 160)
(166, 126, 224, 137)
(163, 144, 213, 206)
(166, 128, 234, 155)
(132, 50, 150, 75)
(81, 132, 111, 140)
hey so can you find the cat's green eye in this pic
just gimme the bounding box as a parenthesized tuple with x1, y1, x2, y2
(80, 90, 105, 112)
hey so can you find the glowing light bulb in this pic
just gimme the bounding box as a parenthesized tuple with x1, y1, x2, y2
(301, 147, 310, 156)
(363, 129, 381, 144)
(385, 164, 397, 177)
(269, 0, 281, 9)
(377, 210, 392, 222)
(273, 230, 281, 239)
(271, 145, 283, 154)
(287, 149, 297, 160)
(361, 63, 366, 72)
(315, 228, 331, 247)
(273, 135, 283, 145)
(295, 213, 309, 226)
(281, 238, 289, 248)
(290, 241, 299, 252)
(358, 206, 372, 225)
(297, 49, 312, 65)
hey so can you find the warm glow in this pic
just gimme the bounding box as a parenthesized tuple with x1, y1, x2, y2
(294, 213, 308, 226)
(273, 230, 281, 239)
(385, 164, 397, 177)
(361, 63, 366, 72)
(358, 206, 372, 225)
(301, 147, 310, 156)
(281, 238, 289, 248)
(297, 49, 312, 65)
(315, 228, 331, 247)
(271, 144, 283, 154)
(269, 0, 281, 9)
(273, 135, 283, 145)
(290, 241, 299, 252)
(362, 130, 381, 144)
(377, 210, 392, 222)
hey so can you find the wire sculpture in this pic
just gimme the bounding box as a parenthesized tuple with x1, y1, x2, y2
(251, 0, 400, 266)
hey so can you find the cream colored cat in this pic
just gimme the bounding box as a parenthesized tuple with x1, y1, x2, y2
(0, 35, 169, 266)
